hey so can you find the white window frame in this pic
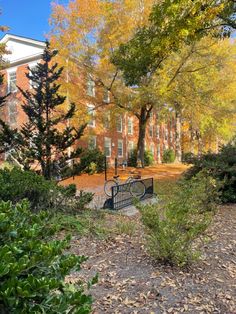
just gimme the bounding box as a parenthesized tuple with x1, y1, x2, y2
(156, 125, 160, 139)
(29, 63, 38, 89)
(8, 99, 18, 125)
(103, 89, 110, 103)
(128, 141, 134, 155)
(104, 137, 111, 157)
(165, 127, 168, 141)
(150, 143, 155, 157)
(87, 76, 95, 97)
(116, 115, 123, 133)
(8, 69, 17, 93)
(127, 117, 133, 135)
(117, 139, 123, 158)
(104, 112, 110, 129)
(87, 104, 95, 127)
(88, 136, 97, 149)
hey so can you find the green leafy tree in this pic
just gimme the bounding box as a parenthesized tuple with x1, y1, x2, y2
(112, 0, 236, 165)
(0, 42, 87, 179)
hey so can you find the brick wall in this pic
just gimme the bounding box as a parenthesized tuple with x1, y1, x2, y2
(0, 60, 176, 165)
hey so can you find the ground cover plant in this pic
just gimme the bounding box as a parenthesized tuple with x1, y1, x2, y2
(0, 200, 94, 313)
(140, 172, 220, 267)
(0, 167, 93, 212)
(184, 139, 236, 203)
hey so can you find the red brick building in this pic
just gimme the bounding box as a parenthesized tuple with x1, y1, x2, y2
(0, 34, 176, 165)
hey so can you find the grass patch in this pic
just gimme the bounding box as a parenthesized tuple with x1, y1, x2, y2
(115, 219, 137, 237)
(154, 179, 177, 198)
(51, 210, 111, 238)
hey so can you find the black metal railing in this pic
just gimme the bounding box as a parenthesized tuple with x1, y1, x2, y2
(110, 177, 154, 210)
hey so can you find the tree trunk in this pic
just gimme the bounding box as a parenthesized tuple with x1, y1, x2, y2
(175, 110, 182, 162)
(137, 107, 148, 168)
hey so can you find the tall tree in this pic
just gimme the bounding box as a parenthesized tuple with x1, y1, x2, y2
(0, 42, 86, 179)
(50, 0, 156, 161)
(111, 0, 236, 164)
(50, 0, 236, 166)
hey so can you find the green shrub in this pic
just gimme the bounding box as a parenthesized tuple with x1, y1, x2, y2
(60, 161, 82, 180)
(0, 200, 94, 313)
(162, 149, 175, 163)
(184, 139, 236, 203)
(128, 149, 154, 167)
(139, 172, 219, 267)
(79, 149, 105, 174)
(0, 168, 93, 212)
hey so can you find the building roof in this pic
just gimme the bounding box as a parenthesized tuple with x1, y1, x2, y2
(0, 34, 46, 67)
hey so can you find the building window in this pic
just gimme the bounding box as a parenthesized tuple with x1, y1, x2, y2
(157, 144, 161, 161)
(88, 136, 96, 149)
(87, 104, 95, 127)
(165, 127, 168, 141)
(8, 71, 17, 93)
(128, 141, 134, 156)
(103, 89, 110, 103)
(104, 112, 110, 129)
(104, 137, 111, 157)
(127, 118, 133, 135)
(29, 65, 38, 89)
(149, 124, 153, 137)
(156, 125, 160, 139)
(8, 100, 17, 125)
(118, 139, 123, 157)
(87, 77, 95, 97)
(150, 143, 155, 157)
(149, 110, 153, 120)
(116, 115, 122, 132)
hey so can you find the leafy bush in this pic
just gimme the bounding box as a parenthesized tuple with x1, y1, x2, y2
(184, 140, 236, 203)
(139, 172, 220, 267)
(128, 149, 154, 167)
(59, 161, 82, 180)
(182, 152, 195, 164)
(0, 200, 94, 313)
(80, 149, 105, 174)
(0, 168, 93, 212)
(162, 149, 175, 163)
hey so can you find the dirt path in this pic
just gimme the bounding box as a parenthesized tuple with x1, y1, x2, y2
(68, 205, 236, 314)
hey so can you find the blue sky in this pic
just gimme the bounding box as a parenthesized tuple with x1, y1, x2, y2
(0, 0, 55, 41)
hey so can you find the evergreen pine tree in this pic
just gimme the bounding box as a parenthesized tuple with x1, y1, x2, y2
(0, 42, 86, 179)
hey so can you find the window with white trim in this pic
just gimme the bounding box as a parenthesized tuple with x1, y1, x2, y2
(118, 139, 123, 157)
(150, 143, 155, 157)
(150, 110, 153, 120)
(8, 71, 17, 93)
(88, 136, 96, 149)
(149, 124, 153, 137)
(103, 89, 110, 103)
(116, 115, 122, 132)
(165, 127, 168, 141)
(128, 141, 134, 155)
(8, 99, 17, 125)
(157, 144, 161, 159)
(104, 137, 111, 157)
(87, 104, 95, 127)
(87, 77, 95, 97)
(29, 65, 38, 89)
(156, 125, 160, 138)
(127, 118, 133, 135)
(104, 112, 110, 129)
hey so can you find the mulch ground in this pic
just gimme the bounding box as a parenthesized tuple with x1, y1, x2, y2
(67, 204, 236, 314)
(60, 164, 189, 194)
